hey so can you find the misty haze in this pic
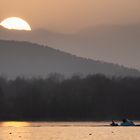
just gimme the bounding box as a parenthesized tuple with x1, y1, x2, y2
(0, 0, 140, 140)
(1, 24, 140, 70)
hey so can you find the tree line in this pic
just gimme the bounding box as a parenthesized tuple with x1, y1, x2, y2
(0, 74, 140, 121)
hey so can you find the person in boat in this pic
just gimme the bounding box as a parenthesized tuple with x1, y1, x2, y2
(110, 120, 118, 126)
(120, 119, 135, 126)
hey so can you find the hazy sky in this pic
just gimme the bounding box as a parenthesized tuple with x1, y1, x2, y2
(0, 0, 140, 32)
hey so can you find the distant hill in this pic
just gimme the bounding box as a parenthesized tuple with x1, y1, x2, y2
(0, 40, 140, 79)
(0, 25, 140, 69)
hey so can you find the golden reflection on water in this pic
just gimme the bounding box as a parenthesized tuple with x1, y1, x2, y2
(0, 121, 30, 127)
(0, 122, 32, 140)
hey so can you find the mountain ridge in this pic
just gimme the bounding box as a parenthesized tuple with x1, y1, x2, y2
(0, 39, 140, 79)
(0, 24, 140, 70)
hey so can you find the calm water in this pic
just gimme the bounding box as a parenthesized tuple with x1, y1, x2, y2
(0, 121, 109, 127)
(0, 122, 140, 140)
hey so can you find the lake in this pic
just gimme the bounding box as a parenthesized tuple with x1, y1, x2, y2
(0, 122, 140, 140)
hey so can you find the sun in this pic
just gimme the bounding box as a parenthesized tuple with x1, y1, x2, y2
(0, 17, 31, 31)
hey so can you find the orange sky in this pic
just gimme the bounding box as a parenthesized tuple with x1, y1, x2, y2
(0, 0, 140, 32)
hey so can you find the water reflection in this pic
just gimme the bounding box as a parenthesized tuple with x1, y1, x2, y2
(0, 121, 30, 127)
(0, 122, 32, 140)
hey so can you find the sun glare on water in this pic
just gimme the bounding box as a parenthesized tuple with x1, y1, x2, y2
(0, 121, 30, 127)
(0, 17, 31, 31)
